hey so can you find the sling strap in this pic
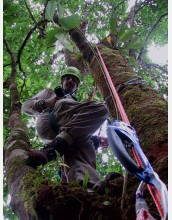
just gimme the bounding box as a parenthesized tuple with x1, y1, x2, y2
(48, 109, 60, 134)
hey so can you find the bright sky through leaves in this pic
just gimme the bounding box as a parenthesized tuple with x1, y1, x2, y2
(148, 43, 168, 65)
(127, 0, 168, 66)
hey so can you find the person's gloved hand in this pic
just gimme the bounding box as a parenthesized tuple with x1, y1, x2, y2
(93, 172, 122, 195)
(44, 94, 60, 109)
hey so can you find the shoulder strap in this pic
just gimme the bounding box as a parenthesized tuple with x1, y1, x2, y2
(48, 110, 59, 134)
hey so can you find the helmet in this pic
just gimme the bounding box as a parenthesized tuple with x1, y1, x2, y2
(61, 67, 81, 85)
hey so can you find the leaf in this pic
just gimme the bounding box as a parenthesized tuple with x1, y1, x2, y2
(57, 1, 65, 19)
(59, 14, 82, 30)
(125, 39, 143, 49)
(117, 23, 128, 40)
(45, 0, 57, 21)
(59, 163, 70, 168)
(56, 32, 74, 52)
(83, 171, 89, 189)
(109, 15, 117, 34)
(45, 27, 63, 47)
(26, 78, 31, 87)
(118, 29, 135, 44)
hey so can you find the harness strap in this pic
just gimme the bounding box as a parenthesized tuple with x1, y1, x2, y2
(48, 110, 60, 134)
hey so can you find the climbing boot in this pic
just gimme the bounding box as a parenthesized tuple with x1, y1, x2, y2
(28, 132, 73, 167)
(28, 148, 50, 167)
(93, 179, 109, 195)
(93, 172, 122, 195)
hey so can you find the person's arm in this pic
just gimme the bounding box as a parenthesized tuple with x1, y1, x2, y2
(22, 88, 56, 116)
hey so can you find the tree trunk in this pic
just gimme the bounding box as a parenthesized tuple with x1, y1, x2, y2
(90, 45, 168, 219)
(69, 29, 168, 219)
(64, 49, 90, 76)
(90, 45, 167, 162)
(4, 83, 39, 220)
(70, 29, 167, 169)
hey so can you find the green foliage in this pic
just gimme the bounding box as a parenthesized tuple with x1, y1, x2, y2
(82, 171, 89, 189)
(109, 15, 117, 35)
(59, 14, 82, 30)
(45, 0, 57, 21)
(56, 30, 75, 52)
(96, 148, 124, 180)
(3, 172, 19, 220)
(37, 161, 61, 185)
(45, 28, 62, 47)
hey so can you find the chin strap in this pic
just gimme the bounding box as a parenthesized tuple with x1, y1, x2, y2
(62, 88, 77, 97)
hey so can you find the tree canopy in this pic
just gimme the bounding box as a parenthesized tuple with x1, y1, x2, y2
(3, 0, 168, 219)
(3, 0, 168, 96)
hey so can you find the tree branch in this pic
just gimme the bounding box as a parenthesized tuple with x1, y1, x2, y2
(138, 13, 168, 60)
(130, 0, 138, 27)
(23, 0, 38, 26)
(3, 38, 17, 88)
(124, 0, 153, 26)
(137, 59, 168, 74)
(113, 0, 125, 14)
(24, 0, 46, 37)
(69, 28, 94, 63)
(16, 19, 48, 80)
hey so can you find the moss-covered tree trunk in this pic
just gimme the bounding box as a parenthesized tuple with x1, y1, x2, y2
(69, 29, 168, 219)
(90, 45, 167, 162)
(69, 29, 167, 171)
(4, 39, 39, 219)
(90, 45, 168, 219)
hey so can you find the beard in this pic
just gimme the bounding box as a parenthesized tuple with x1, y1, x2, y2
(63, 82, 77, 94)
(63, 86, 77, 94)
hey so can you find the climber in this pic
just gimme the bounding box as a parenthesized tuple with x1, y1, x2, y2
(22, 66, 109, 192)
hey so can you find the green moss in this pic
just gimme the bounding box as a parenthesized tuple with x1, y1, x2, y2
(21, 171, 44, 218)
(6, 156, 28, 184)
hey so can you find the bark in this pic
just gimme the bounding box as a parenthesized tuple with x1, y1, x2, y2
(90, 45, 167, 161)
(64, 49, 91, 76)
(4, 82, 39, 220)
(4, 39, 39, 219)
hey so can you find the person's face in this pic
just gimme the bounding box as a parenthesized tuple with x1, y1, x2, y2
(62, 75, 78, 93)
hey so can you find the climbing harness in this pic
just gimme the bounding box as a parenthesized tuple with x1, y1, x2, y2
(116, 77, 148, 92)
(95, 46, 168, 220)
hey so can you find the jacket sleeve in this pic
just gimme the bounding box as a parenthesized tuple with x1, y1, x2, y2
(21, 88, 54, 116)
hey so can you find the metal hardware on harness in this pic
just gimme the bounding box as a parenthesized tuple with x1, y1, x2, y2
(135, 182, 149, 214)
(116, 77, 148, 92)
(107, 120, 168, 220)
